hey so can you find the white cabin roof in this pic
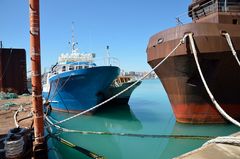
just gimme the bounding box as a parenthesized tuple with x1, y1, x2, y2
(58, 52, 96, 63)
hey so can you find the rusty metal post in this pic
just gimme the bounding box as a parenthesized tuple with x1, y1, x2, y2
(29, 0, 47, 158)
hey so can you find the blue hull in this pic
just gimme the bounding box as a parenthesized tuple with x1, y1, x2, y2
(103, 81, 142, 104)
(43, 66, 120, 112)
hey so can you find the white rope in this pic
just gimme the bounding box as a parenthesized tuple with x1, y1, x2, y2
(14, 105, 24, 128)
(188, 33, 240, 127)
(203, 136, 240, 146)
(48, 74, 72, 102)
(4, 136, 24, 158)
(222, 32, 240, 67)
(44, 34, 188, 128)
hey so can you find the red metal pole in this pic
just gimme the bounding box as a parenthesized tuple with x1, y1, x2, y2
(29, 0, 44, 145)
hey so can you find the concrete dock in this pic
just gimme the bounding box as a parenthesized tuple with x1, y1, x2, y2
(175, 132, 240, 159)
(0, 95, 32, 136)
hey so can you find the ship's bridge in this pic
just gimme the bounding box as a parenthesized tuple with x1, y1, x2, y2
(189, 0, 240, 24)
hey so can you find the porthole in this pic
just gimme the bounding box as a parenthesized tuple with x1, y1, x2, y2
(157, 38, 164, 44)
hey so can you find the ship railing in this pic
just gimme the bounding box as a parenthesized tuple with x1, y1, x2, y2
(94, 57, 120, 67)
(175, 0, 215, 25)
(188, 1, 240, 21)
(218, 2, 240, 12)
(189, 1, 218, 20)
(108, 57, 120, 67)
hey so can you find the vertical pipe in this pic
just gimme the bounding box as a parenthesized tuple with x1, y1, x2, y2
(224, 0, 227, 11)
(29, 0, 44, 144)
(106, 46, 110, 66)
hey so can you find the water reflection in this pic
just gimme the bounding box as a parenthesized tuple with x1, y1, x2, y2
(48, 104, 143, 159)
(48, 103, 175, 159)
(47, 80, 240, 159)
(95, 104, 143, 131)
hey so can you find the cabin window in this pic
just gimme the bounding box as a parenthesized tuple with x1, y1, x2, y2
(233, 19, 238, 24)
(69, 66, 74, 71)
(62, 66, 66, 72)
(85, 65, 89, 69)
(76, 66, 83, 70)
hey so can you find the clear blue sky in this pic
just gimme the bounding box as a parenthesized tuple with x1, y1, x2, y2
(0, 0, 191, 72)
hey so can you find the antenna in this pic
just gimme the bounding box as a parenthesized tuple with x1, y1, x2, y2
(176, 17, 183, 26)
(70, 21, 78, 53)
(71, 21, 75, 46)
(106, 45, 110, 66)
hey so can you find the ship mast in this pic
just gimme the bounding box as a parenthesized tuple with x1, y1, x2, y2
(70, 22, 78, 54)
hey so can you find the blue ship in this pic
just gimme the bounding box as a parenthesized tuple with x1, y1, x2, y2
(103, 76, 141, 104)
(43, 41, 120, 113)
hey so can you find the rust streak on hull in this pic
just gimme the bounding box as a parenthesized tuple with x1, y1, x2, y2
(173, 104, 240, 124)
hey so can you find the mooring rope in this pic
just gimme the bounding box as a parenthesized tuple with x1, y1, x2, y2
(222, 32, 240, 67)
(44, 114, 214, 140)
(47, 77, 60, 102)
(50, 134, 105, 159)
(188, 33, 240, 127)
(43, 34, 188, 128)
(14, 105, 24, 128)
(4, 136, 24, 159)
(11, 102, 33, 130)
(45, 73, 72, 104)
(203, 136, 240, 146)
(44, 74, 72, 113)
(45, 116, 105, 159)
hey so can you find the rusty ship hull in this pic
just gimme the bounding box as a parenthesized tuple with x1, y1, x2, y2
(147, 22, 240, 123)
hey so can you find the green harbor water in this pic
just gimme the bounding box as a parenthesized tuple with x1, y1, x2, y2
(47, 79, 239, 159)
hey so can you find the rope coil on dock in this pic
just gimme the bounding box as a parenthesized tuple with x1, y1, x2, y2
(4, 136, 24, 159)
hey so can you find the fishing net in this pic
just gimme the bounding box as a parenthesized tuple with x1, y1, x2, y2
(0, 102, 16, 110)
(0, 92, 18, 100)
